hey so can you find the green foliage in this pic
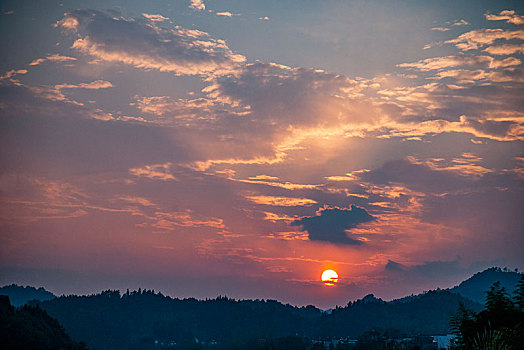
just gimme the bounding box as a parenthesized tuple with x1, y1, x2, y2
(450, 279, 524, 350)
(514, 275, 524, 311)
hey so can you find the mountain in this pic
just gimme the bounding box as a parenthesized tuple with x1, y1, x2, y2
(449, 267, 521, 303)
(0, 284, 56, 306)
(0, 295, 87, 350)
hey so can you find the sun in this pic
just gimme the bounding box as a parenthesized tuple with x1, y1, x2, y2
(321, 269, 339, 286)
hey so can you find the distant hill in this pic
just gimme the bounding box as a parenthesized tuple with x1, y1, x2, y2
(449, 267, 521, 303)
(0, 284, 56, 306)
(2, 267, 521, 349)
(36, 289, 481, 349)
(317, 290, 481, 338)
(0, 295, 87, 350)
(39, 291, 321, 350)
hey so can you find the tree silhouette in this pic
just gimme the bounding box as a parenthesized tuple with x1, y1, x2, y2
(451, 280, 524, 349)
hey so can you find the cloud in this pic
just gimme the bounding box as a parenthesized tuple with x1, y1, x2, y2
(216, 12, 234, 17)
(0, 84, 183, 175)
(291, 206, 375, 245)
(485, 10, 524, 25)
(152, 210, 224, 230)
(432, 67, 524, 83)
(132, 95, 250, 123)
(453, 19, 470, 26)
(0, 69, 27, 80)
(384, 260, 407, 272)
(398, 55, 520, 71)
(55, 80, 113, 90)
(431, 27, 450, 32)
(189, 0, 205, 12)
(141, 13, 169, 22)
(259, 17, 269, 21)
(245, 195, 317, 207)
(446, 29, 524, 51)
(29, 54, 77, 66)
(483, 44, 524, 55)
(385, 259, 466, 281)
(361, 158, 470, 193)
(59, 10, 245, 76)
(129, 163, 176, 181)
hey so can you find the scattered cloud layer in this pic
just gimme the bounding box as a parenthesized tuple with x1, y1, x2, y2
(58, 10, 245, 76)
(485, 10, 524, 25)
(1, 3, 523, 306)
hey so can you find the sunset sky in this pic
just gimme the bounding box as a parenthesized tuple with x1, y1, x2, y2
(1, 0, 523, 308)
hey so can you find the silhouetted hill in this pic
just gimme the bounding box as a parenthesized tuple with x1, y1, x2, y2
(317, 290, 481, 338)
(39, 290, 321, 350)
(0, 295, 87, 350)
(0, 284, 56, 306)
(6, 267, 521, 349)
(36, 290, 481, 349)
(449, 267, 521, 303)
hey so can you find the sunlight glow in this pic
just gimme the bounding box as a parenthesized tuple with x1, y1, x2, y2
(321, 269, 339, 286)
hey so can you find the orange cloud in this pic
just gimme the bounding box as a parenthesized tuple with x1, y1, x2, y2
(483, 44, 524, 55)
(245, 195, 317, 207)
(29, 54, 77, 66)
(398, 55, 520, 71)
(129, 163, 176, 181)
(446, 29, 524, 51)
(142, 13, 169, 22)
(189, 0, 205, 12)
(485, 10, 524, 25)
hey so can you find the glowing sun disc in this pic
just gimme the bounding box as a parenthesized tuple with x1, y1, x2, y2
(321, 269, 339, 286)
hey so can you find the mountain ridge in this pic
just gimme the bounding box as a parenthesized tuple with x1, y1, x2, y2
(1, 267, 522, 349)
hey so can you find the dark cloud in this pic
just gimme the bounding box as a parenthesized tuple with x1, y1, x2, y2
(291, 205, 375, 245)
(60, 10, 244, 76)
(385, 259, 464, 280)
(210, 62, 371, 127)
(361, 158, 469, 193)
(385, 260, 407, 272)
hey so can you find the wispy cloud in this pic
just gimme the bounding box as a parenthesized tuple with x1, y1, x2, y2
(398, 55, 520, 71)
(216, 12, 236, 17)
(141, 13, 169, 22)
(29, 54, 77, 66)
(446, 28, 524, 51)
(129, 163, 176, 181)
(245, 195, 317, 207)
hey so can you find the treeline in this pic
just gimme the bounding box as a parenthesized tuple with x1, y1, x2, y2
(39, 290, 321, 350)
(317, 290, 481, 338)
(36, 288, 481, 350)
(2, 268, 522, 349)
(0, 295, 87, 350)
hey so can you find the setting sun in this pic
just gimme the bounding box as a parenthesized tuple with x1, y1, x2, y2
(321, 269, 339, 286)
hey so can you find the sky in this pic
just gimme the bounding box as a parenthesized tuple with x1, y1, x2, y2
(0, 0, 523, 309)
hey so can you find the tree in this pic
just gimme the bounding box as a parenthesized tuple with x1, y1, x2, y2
(513, 275, 524, 311)
(450, 281, 524, 349)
